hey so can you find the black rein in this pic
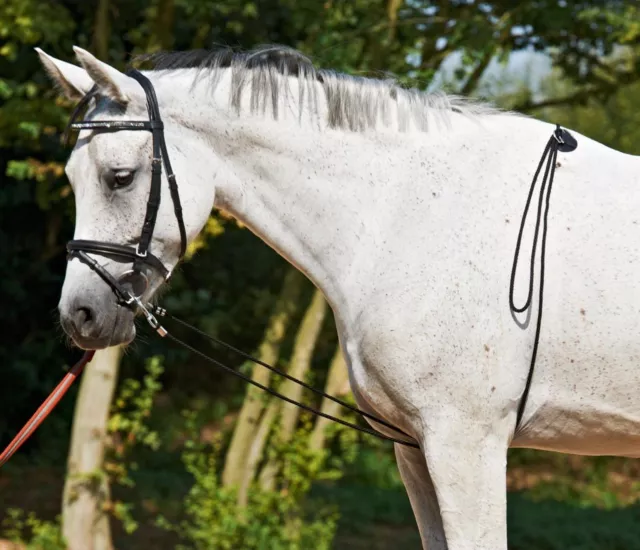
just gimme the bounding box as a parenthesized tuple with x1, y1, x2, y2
(65, 68, 578, 448)
(64, 68, 420, 450)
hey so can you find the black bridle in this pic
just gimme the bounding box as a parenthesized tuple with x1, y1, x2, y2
(66, 69, 187, 311)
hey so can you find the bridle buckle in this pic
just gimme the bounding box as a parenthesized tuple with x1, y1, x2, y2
(135, 243, 148, 258)
(133, 297, 167, 336)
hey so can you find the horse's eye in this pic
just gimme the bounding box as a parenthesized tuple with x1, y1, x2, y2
(113, 170, 135, 188)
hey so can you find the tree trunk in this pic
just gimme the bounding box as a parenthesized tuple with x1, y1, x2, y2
(258, 289, 327, 490)
(387, 0, 403, 42)
(147, 0, 175, 52)
(221, 268, 305, 488)
(63, 5, 117, 549)
(309, 347, 349, 452)
(278, 290, 327, 438)
(237, 400, 278, 506)
(62, 347, 122, 550)
(92, 0, 110, 60)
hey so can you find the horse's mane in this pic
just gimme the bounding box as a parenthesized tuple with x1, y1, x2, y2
(133, 44, 502, 133)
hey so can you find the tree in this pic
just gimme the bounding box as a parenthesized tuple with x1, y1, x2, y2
(3, 1, 640, 547)
(257, 289, 328, 493)
(221, 268, 306, 488)
(62, 347, 122, 550)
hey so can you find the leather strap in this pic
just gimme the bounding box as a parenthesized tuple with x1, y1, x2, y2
(69, 120, 163, 131)
(67, 240, 168, 278)
(128, 70, 164, 272)
(128, 70, 187, 260)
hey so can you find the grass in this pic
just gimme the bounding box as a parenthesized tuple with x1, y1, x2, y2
(2, 443, 639, 549)
(312, 482, 640, 550)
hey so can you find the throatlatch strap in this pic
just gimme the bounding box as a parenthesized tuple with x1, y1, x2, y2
(128, 70, 164, 272)
(160, 142, 187, 258)
(128, 69, 187, 263)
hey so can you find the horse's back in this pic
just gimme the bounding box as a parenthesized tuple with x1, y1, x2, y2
(345, 116, 640, 456)
(514, 127, 640, 455)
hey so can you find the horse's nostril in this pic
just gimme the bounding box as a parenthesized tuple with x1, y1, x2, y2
(73, 306, 95, 334)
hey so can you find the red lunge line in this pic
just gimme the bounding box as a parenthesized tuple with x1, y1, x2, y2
(0, 350, 95, 467)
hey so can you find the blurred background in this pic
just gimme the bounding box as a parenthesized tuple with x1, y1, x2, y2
(1, 1, 639, 549)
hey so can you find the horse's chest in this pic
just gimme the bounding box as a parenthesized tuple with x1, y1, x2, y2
(339, 292, 521, 421)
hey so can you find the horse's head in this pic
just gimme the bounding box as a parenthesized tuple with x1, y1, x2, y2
(37, 47, 216, 349)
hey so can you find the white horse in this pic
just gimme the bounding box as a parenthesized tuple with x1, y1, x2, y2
(36, 45, 640, 549)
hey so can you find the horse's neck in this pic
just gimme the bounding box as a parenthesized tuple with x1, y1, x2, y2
(165, 70, 370, 318)
(218, 125, 370, 318)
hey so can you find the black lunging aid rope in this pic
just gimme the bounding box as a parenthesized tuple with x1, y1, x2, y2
(151, 307, 419, 447)
(146, 123, 577, 447)
(510, 125, 577, 431)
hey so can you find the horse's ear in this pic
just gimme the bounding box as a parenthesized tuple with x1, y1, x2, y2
(72, 46, 135, 105)
(35, 48, 94, 101)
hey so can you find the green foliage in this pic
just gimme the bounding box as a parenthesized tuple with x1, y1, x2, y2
(0, 0, 73, 61)
(540, 72, 640, 155)
(109, 356, 165, 457)
(2, 0, 639, 452)
(313, 483, 415, 536)
(509, 449, 640, 510)
(2, 1, 640, 549)
(0, 509, 66, 550)
(508, 493, 640, 550)
(102, 355, 165, 534)
(579, 5, 640, 45)
(332, 439, 401, 491)
(157, 411, 338, 550)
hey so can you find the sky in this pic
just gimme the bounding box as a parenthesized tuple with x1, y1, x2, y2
(430, 49, 553, 99)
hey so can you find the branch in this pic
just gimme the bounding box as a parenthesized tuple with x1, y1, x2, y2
(420, 45, 453, 73)
(515, 86, 610, 113)
(370, 16, 449, 34)
(461, 9, 518, 96)
(341, 16, 449, 42)
(387, 0, 403, 42)
(308, 348, 350, 453)
(515, 70, 640, 113)
(92, 0, 110, 59)
(563, 46, 619, 82)
(460, 46, 496, 95)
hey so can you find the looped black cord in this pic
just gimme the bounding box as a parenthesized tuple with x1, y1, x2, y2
(511, 125, 576, 430)
(509, 138, 555, 315)
(151, 307, 419, 448)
